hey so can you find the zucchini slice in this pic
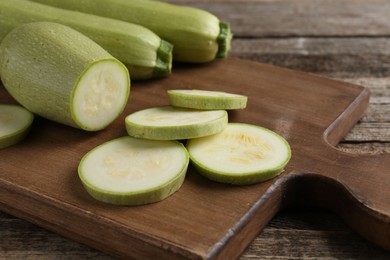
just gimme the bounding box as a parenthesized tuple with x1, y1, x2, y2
(187, 123, 291, 185)
(0, 104, 34, 149)
(168, 89, 248, 110)
(125, 106, 228, 140)
(78, 136, 189, 206)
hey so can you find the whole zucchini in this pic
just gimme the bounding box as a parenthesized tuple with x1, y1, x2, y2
(0, 0, 172, 79)
(0, 22, 130, 131)
(30, 0, 233, 63)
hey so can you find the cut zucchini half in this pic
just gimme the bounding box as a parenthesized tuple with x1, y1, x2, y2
(187, 123, 291, 185)
(0, 104, 34, 149)
(167, 89, 248, 110)
(125, 106, 228, 140)
(0, 22, 130, 131)
(78, 136, 189, 206)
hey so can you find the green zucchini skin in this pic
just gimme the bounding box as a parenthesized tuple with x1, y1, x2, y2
(30, 0, 233, 63)
(0, 0, 172, 79)
(0, 22, 130, 131)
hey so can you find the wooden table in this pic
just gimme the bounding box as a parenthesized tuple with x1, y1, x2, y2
(1, 0, 389, 259)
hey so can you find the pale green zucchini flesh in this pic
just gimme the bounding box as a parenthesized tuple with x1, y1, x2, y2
(71, 60, 129, 130)
(168, 89, 248, 110)
(78, 136, 189, 206)
(0, 22, 130, 131)
(0, 0, 172, 79)
(187, 123, 292, 185)
(125, 106, 228, 140)
(0, 104, 34, 149)
(31, 0, 233, 63)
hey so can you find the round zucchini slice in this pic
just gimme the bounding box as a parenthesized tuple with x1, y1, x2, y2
(78, 136, 189, 206)
(187, 123, 291, 185)
(167, 89, 247, 110)
(0, 104, 34, 149)
(125, 106, 228, 140)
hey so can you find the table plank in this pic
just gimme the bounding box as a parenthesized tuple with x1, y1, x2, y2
(167, 0, 390, 37)
(241, 210, 390, 259)
(232, 37, 390, 77)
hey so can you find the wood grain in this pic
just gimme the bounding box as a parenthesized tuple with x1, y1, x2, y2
(241, 210, 390, 259)
(232, 38, 390, 77)
(168, 0, 390, 37)
(1, 0, 390, 259)
(1, 57, 389, 259)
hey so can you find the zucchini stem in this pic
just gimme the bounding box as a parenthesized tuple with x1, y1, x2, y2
(216, 22, 233, 59)
(153, 40, 173, 78)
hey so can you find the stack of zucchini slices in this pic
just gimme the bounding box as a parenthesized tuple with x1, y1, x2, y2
(79, 89, 291, 206)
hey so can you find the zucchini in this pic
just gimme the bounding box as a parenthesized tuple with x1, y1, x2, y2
(0, 0, 172, 79)
(168, 89, 248, 110)
(0, 22, 130, 131)
(125, 106, 228, 140)
(0, 104, 34, 149)
(187, 123, 291, 185)
(78, 136, 189, 205)
(31, 0, 233, 63)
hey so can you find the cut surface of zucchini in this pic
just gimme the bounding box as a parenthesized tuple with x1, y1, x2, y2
(78, 136, 189, 205)
(0, 104, 34, 149)
(168, 89, 247, 110)
(125, 106, 228, 140)
(187, 123, 291, 185)
(71, 59, 130, 130)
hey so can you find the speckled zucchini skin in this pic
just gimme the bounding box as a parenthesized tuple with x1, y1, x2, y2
(0, 0, 172, 79)
(31, 0, 232, 63)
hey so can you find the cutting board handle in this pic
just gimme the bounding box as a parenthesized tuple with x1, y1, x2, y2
(279, 148, 390, 250)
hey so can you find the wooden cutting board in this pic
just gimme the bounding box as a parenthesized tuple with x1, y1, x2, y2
(0, 58, 389, 259)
